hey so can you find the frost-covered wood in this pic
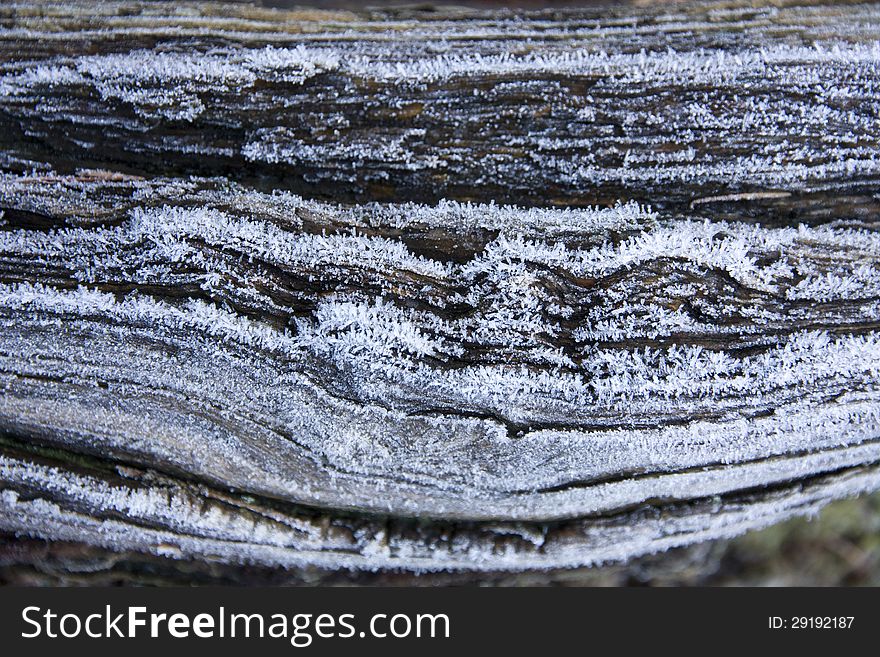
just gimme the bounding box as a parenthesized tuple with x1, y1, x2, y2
(1, 0, 880, 577)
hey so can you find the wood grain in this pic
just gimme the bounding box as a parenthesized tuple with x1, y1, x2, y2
(0, 0, 879, 577)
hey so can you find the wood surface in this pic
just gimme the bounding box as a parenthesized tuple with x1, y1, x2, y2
(0, 0, 879, 579)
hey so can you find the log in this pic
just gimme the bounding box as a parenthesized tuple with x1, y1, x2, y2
(1, 0, 879, 579)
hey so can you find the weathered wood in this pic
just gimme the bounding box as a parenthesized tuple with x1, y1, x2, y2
(0, 0, 879, 578)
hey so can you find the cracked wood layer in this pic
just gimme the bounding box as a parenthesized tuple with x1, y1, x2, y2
(0, 0, 879, 575)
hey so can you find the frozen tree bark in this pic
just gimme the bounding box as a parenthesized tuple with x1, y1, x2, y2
(1, 0, 880, 581)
